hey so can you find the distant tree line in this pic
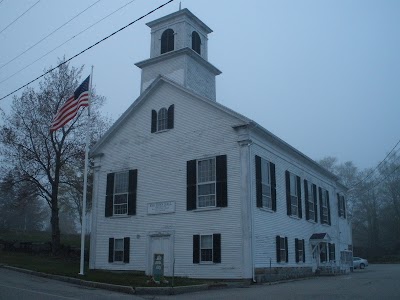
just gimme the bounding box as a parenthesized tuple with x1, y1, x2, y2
(319, 153, 400, 260)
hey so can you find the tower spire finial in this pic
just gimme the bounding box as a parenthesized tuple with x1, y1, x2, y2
(179, 2, 181, 10)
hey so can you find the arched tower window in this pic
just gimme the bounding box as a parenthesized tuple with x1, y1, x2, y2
(161, 29, 174, 54)
(192, 31, 201, 54)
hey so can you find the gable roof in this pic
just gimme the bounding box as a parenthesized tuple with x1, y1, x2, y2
(89, 75, 250, 156)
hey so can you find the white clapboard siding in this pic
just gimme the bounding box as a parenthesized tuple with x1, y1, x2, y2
(250, 139, 352, 268)
(91, 81, 247, 278)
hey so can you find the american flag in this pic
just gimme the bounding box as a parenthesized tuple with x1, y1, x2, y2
(50, 76, 90, 132)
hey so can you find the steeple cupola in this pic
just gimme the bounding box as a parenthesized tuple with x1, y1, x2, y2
(135, 8, 221, 101)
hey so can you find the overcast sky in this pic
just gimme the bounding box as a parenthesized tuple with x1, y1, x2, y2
(0, 0, 399, 170)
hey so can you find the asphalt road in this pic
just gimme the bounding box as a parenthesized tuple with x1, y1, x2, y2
(150, 264, 400, 300)
(0, 267, 144, 300)
(1, 264, 400, 299)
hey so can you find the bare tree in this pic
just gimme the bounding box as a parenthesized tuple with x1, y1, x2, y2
(0, 61, 109, 253)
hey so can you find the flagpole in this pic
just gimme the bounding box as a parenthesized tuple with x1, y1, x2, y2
(79, 66, 93, 276)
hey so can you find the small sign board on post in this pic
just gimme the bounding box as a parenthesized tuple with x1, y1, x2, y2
(152, 253, 164, 283)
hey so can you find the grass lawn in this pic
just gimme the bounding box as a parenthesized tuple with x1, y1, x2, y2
(0, 230, 85, 248)
(0, 251, 211, 287)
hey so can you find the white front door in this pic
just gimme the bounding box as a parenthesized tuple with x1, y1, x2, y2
(148, 235, 173, 276)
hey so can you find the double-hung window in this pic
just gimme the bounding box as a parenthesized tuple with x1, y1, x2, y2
(304, 180, 318, 222)
(322, 191, 328, 224)
(193, 234, 221, 264)
(255, 155, 276, 210)
(200, 235, 213, 262)
(197, 158, 216, 208)
(114, 172, 129, 215)
(308, 182, 315, 220)
(108, 237, 130, 263)
(285, 171, 302, 218)
(329, 243, 336, 261)
(295, 238, 305, 263)
(338, 194, 346, 218)
(319, 187, 331, 225)
(290, 173, 298, 216)
(187, 155, 227, 210)
(276, 235, 288, 263)
(105, 170, 137, 217)
(261, 159, 272, 208)
(114, 238, 124, 262)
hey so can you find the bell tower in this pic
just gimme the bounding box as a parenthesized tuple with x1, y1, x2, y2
(135, 8, 221, 101)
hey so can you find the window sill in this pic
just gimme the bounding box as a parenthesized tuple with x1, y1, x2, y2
(154, 129, 170, 134)
(289, 215, 301, 220)
(109, 215, 132, 219)
(307, 219, 317, 224)
(198, 261, 216, 265)
(259, 207, 275, 213)
(321, 223, 331, 227)
(110, 261, 126, 264)
(193, 207, 221, 212)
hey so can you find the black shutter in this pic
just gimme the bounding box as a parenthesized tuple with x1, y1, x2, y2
(255, 156, 262, 208)
(151, 110, 157, 133)
(343, 196, 346, 218)
(285, 237, 289, 262)
(313, 185, 318, 222)
(337, 193, 341, 217)
(297, 176, 302, 218)
(193, 235, 200, 264)
(270, 162, 277, 211)
(295, 238, 299, 263)
(276, 235, 281, 262)
(128, 170, 137, 215)
(105, 173, 114, 217)
(302, 239, 306, 262)
(285, 171, 291, 216)
(327, 191, 331, 225)
(124, 237, 130, 263)
(319, 187, 323, 224)
(216, 155, 227, 207)
(304, 180, 309, 220)
(167, 104, 174, 129)
(187, 160, 197, 210)
(108, 238, 114, 263)
(213, 234, 221, 263)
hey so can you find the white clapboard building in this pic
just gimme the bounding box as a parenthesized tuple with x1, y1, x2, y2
(89, 8, 352, 281)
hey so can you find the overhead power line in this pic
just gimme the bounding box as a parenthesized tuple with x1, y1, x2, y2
(349, 138, 400, 189)
(0, 0, 136, 85)
(0, 0, 175, 101)
(363, 162, 400, 195)
(0, 0, 41, 35)
(0, 0, 102, 71)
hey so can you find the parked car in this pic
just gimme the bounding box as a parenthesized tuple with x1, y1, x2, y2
(353, 257, 369, 269)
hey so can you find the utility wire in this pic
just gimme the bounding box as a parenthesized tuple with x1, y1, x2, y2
(0, 0, 136, 84)
(0, 0, 174, 101)
(0, 0, 102, 71)
(362, 162, 400, 195)
(0, 0, 41, 35)
(349, 138, 400, 189)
